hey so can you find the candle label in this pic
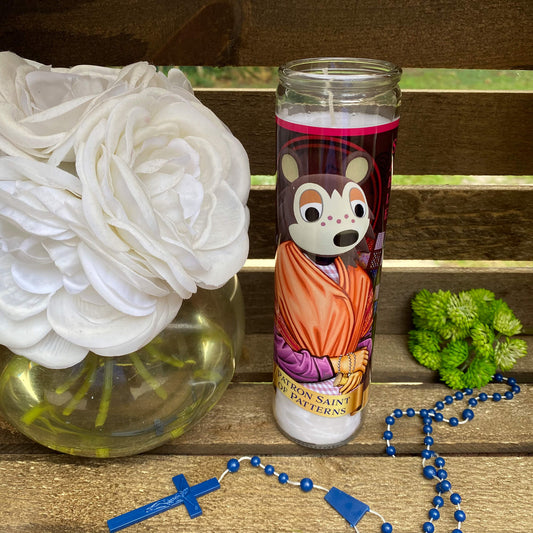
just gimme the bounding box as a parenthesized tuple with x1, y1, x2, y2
(274, 116, 399, 417)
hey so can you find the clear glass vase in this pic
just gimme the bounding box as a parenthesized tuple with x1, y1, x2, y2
(0, 276, 244, 457)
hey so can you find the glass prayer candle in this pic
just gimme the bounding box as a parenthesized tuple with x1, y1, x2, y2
(273, 58, 401, 448)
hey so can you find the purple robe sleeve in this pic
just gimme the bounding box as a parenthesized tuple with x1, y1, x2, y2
(274, 327, 334, 382)
(357, 337, 372, 356)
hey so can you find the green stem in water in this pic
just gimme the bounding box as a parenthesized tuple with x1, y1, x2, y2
(95, 358, 114, 428)
(21, 403, 52, 426)
(130, 353, 168, 400)
(62, 356, 98, 416)
(144, 344, 185, 368)
(55, 361, 89, 395)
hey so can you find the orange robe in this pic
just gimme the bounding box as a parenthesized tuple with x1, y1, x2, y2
(275, 240, 373, 359)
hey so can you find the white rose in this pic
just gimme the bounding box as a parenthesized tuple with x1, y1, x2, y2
(0, 64, 250, 369)
(74, 86, 250, 293)
(0, 51, 192, 164)
(0, 157, 182, 368)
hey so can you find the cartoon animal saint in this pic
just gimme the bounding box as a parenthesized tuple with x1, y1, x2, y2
(274, 151, 374, 398)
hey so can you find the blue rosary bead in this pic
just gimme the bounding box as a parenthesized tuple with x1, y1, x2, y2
(278, 472, 289, 484)
(264, 464, 275, 476)
(251, 456, 261, 467)
(227, 458, 240, 472)
(462, 409, 474, 420)
(423, 465, 437, 479)
(454, 509, 466, 522)
(437, 469, 448, 480)
(377, 375, 516, 532)
(450, 492, 462, 504)
(300, 478, 313, 492)
(428, 507, 440, 520)
(438, 480, 452, 493)
(433, 495, 444, 508)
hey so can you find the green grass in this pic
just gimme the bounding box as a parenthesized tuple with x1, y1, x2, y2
(251, 174, 532, 186)
(392, 175, 532, 186)
(173, 66, 533, 91)
(401, 68, 533, 91)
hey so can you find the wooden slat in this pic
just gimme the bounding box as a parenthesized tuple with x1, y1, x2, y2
(247, 186, 533, 260)
(110, 382, 533, 456)
(1, 383, 531, 456)
(237, 334, 533, 384)
(0, 454, 530, 532)
(1, 1, 532, 69)
(240, 267, 533, 334)
(197, 90, 533, 176)
(1, 66, 531, 176)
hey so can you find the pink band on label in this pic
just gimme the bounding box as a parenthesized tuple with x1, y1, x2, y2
(276, 116, 400, 136)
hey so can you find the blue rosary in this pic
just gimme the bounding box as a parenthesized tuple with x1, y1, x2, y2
(107, 374, 520, 532)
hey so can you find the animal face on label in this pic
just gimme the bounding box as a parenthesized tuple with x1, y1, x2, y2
(279, 152, 372, 258)
(289, 180, 369, 256)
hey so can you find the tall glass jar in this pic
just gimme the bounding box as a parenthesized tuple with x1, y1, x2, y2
(0, 276, 244, 457)
(273, 58, 401, 448)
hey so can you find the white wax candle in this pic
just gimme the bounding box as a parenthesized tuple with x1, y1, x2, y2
(273, 390, 363, 447)
(274, 111, 394, 447)
(277, 110, 395, 129)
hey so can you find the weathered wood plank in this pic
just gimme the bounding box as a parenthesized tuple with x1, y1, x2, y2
(1, 383, 531, 455)
(0, 454, 530, 532)
(237, 334, 533, 383)
(239, 267, 533, 334)
(135, 382, 533, 456)
(246, 186, 533, 260)
(385, 186, 533, 260)
(198, 90, 533, 176)
(1, 1, 531, 69)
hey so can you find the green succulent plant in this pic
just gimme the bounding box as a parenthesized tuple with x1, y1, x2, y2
(408, 289, 527, 388)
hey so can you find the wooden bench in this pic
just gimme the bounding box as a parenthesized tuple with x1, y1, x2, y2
(0, 1, 531, 531)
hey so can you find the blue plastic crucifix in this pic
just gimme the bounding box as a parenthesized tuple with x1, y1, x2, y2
(107, 474, 220, 532)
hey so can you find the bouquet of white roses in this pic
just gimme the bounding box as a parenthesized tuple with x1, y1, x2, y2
(0, 52, 250, 369)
